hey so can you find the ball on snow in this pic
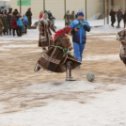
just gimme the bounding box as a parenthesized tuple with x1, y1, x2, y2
(86, 72, 95, 82)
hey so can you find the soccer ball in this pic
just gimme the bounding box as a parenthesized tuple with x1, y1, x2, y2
(86, 72, 95, 82)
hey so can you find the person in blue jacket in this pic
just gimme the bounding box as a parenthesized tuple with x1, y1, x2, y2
(17, 15, 24, 36)
(70, 11, 91, 62)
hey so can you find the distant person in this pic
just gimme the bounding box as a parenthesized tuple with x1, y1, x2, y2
(70, 11, 91, 62)
(13, 9, 19, 16)
(39, 11, 44, 20)
(47, 10, 55, 26)
(2, 11, 9, 35)
(70, 11, 75, 21)
(117, 9, 123, 28)
(0, 14, 4, 35)
(22, 15, 28, 33)
(16, 14, 23, 36)
(64, 10, 71, 26)
(123, 10, 126, 28)
(110, 9, 116, 27)
(38, 12, 56, 49)
(11, 14, 18, 36)
(7, 9, 13, 35)
(26, 8, 32, 28)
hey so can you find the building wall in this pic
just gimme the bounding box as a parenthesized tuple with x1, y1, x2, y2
(10, 0, 104, 19)
(87, 0, 104, 18)
(113, 0, 126, 10)
(10, 0, 43, 18)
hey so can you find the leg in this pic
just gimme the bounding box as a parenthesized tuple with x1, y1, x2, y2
(73, 42, 81, 62)
(66, 61, 75, 81)
(118, 20, 121, 28)
(79, 43, 85, 62)
(13, 29, 15, 36)
(117, 20, 120, 28)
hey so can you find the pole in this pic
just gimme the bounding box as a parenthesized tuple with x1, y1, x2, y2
(104, 0, 105, 25)
(43, 0, 45, 11)
(85, 0, 87, 19)
(64, 0, 66, 16)
(125, 0, 126, 10)
(107, 0, 109, 24)
(19, 0, 22, 14)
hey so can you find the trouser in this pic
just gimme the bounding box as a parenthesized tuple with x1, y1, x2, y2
(12, 28, 18, 36)
(117, 19, 122, 28)
(17, 26, 22, 36)
(124, 20, 126, 28)
(111, 19, 115, 27)
(73, 42, 85, 62)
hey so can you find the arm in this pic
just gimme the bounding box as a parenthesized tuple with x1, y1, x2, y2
(83, 21, 91, 32)
(70, 20, 79, 33)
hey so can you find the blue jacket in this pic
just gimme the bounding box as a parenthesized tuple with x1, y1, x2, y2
(23, 16, 28, 26)
(70, 19, 91, 43)
(17, 18, 23, 27)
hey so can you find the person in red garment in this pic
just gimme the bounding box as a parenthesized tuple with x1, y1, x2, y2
(35, 26, 81, 74)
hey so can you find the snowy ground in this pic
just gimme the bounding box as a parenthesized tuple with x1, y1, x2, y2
(0, 20, 126, 126)
(0, 19, 124, 41)
(0, 82, 126, 126)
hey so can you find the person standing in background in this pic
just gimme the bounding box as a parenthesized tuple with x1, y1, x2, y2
(70, 11, 75, 22)
(7, 8, 13, 35)
(110, 9, 116, 27)
(64, 10, 71, 26)
(117, 9, 123, 28)
(123, 10, 126, 28)
(39, 11, 44, 20)
(11, 13, 18, 36)
(2, 11, 9, 35)
(0, 13, 4, 35)
(16, 14, 23, 36)
(26, 8, 32, 28)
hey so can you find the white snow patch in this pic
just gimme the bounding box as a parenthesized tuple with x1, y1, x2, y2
(2, 44, 37, 49)
(23, 81, 103, 94)
(84, 54, 120, 61)
(0, 84, 126, 126)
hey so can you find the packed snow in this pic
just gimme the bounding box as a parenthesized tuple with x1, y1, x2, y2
(0, 82, 126, 126)
(0, 19, 125, 126)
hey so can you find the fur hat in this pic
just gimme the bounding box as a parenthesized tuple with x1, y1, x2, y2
(54, 26, 72, 40)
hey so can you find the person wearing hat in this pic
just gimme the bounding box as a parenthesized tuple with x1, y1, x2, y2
(70, 11, 91, 62)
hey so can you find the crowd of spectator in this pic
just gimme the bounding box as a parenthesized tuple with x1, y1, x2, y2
(0, 8, 32, 37)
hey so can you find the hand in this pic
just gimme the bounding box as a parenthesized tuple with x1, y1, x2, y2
(74, 28, 78, 32)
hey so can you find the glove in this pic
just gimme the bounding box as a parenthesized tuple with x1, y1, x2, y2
(83, 25, 91, 32)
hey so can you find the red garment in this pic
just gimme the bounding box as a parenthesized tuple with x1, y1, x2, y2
(54, 26, 71, 40)
(11, 17, 18, 29)
(39, 13, 44, 19)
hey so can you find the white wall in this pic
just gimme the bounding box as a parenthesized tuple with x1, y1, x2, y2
(10, 0, 104, 19)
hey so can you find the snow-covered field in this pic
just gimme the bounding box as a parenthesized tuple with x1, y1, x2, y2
(0, 20, 126, 126)
(0, 82, 126, 126)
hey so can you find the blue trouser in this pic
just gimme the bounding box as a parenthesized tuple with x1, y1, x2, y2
(73, 42, 85, 62)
